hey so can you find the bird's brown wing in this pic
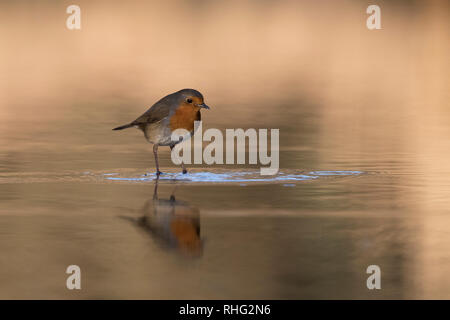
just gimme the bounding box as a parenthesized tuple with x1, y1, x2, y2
(132, 99, 172, 127)
(113, 92, 180, 131)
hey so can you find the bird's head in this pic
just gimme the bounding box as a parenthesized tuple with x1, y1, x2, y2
(178, 89, 210, 110)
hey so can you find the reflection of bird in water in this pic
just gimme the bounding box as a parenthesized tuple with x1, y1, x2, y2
(122, 178, 202, 257)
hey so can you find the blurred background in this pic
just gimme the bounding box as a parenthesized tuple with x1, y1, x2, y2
(0, 0, 449, 299)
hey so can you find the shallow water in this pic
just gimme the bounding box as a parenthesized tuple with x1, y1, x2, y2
(1, 150, 449, 299)
(1, 0, 449, 299)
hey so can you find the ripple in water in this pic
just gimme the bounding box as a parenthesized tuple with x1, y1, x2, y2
(104, 170, 364, 184)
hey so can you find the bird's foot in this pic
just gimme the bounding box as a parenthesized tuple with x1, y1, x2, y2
(182, 169, 187, 174)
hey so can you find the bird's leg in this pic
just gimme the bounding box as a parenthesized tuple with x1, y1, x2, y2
(170, 145, 187, 174)
(153, 144, 162, 176)
(181, 162, 187, 174)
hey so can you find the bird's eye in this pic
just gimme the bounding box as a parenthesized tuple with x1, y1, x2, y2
(186, 98, 193, 104)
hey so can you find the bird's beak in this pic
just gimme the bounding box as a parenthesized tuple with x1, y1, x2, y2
(197, 103, 210, 110)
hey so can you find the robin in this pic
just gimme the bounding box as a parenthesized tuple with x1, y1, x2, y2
(113, 89, 210, 175)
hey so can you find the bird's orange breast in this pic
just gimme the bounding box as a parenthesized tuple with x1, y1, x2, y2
(169, 105, 201, 132)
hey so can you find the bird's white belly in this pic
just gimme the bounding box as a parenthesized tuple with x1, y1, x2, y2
(143, 121, 193, 146)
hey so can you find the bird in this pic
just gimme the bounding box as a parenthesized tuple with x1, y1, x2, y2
(112, 89, 210, 175)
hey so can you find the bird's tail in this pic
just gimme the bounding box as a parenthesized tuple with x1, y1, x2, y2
(112, 123, 134, 131)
